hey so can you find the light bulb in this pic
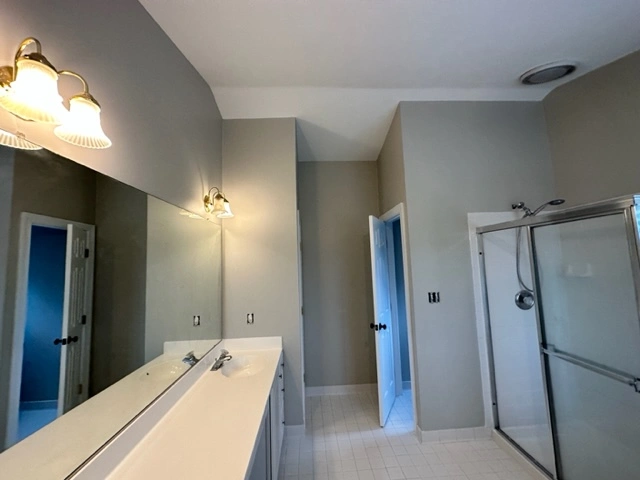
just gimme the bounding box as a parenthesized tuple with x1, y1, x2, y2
(54, 95, 111, 149)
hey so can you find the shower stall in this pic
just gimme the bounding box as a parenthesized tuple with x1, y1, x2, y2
(476, 195, 640, 480)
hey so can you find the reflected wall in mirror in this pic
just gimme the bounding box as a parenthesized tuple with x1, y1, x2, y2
(0, 145, 221, 476)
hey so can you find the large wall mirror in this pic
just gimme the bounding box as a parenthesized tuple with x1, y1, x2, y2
(0, 145, 222, 477)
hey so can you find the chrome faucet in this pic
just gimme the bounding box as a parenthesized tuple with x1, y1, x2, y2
(211, 349, 232, 371)
(182, 351, 199, 367)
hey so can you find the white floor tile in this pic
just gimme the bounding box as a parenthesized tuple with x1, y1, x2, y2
(279, 391, 534, 480)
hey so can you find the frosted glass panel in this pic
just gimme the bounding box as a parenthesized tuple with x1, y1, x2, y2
(483, 229, 555, 474)
(547, 357, 640, 480)
(533, 214, 640, 374)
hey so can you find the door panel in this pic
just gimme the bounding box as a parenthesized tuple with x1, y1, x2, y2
(369, 216, 396, 426)
(532, 213, 640, 479)
(483, 229, 556, 474)
(59, 224, 89, 414)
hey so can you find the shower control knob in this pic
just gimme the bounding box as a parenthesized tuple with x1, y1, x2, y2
(379, 324, 387, 330)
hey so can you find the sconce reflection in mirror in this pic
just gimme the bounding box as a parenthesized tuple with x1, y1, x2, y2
(0, 37, 111, 150)
(203, 187, 234, 219)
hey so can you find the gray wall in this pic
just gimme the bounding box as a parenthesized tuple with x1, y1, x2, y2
(0, 149, 14, 432)
(91, 176, 148, 396)
(0, 0, 223, 213)
(544, 50, 640, 206)
(377, 108, 406, 213)
(398, 101, 556, 431)
(222, 118, 304, 425)
(298, 161, 379, 388)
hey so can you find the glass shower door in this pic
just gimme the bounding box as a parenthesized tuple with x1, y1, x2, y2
(532, 212, 640, 480)
(482, 229, 556, 475)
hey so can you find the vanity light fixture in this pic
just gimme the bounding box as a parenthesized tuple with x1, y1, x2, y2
(53, 71, 111, 149)
(0, 128, 42, 150)
(0, 37, 112, 149)
(203, 187, 234, 218)
(0, 37, 68, 124)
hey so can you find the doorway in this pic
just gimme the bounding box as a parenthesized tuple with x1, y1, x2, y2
(368, 203, 417, 430)
(5, 213, 95, 448)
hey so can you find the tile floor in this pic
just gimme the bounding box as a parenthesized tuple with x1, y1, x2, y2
(280, 390, 535, 480)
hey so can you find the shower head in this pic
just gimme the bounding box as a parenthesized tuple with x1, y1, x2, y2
(531, 198, 565, 216)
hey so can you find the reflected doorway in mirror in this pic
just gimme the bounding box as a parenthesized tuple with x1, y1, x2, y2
(6, 213, 95, 448)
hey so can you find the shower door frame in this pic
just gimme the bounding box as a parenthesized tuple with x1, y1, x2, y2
(476, 194, 640, 480)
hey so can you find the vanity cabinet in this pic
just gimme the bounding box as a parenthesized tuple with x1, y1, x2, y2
(249, 355, 285, 480)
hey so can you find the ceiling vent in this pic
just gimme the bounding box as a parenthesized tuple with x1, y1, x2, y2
(520, 62, 577, 85)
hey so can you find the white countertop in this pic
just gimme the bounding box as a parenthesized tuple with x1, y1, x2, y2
(106, 342, 283, 480)
(0, 346, 215, 480)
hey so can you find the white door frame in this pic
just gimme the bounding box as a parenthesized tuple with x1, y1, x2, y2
(5, 213, 95, 448)
(379, 203, 418, 430)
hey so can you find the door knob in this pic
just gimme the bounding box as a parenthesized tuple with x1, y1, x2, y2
(67, 335, 79, 344)
(379, 324, 387, 330)
(369, 323, 379, 331)
(53, 338, 63, 346)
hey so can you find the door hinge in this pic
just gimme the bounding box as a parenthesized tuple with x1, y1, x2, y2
(77, 384, 83, 395)
(84, 248, 90, 258)
(81, 315, 87, 325)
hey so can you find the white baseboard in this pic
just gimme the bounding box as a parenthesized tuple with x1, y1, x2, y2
(419, 426, 492, 443)
(305, 383, 377, 397)
(491, 430, 550, 480)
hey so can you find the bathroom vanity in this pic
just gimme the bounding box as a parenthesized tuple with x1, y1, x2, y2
(71, 337, 285, 480)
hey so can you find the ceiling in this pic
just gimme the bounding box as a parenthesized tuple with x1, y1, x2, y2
(139, 0, 640, 162)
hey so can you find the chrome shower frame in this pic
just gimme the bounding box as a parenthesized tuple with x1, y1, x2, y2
(475, 194, 640, 480)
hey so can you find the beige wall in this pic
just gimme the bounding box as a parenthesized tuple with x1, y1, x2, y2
(221, 118, 303, 425)
(544, 50, 640, 206)
(398, 101, 556, 431)
(377, 108, 406, 213)
(298, 161, 379, 387)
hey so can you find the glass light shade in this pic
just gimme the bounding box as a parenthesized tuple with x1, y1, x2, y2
(216, 200, 234, 219)
(208, 194, 227, 216)
(0, 128, 42, 150)
(54, 96, 112, 149)
(0, 58, 68, 124)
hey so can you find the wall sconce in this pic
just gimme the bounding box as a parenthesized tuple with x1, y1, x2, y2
(0, 37, 111, 150)
(203, 187, 234, 218)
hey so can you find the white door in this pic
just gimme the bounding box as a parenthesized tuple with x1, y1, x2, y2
(58, 224, 90, 414)
(369, 216, 396, 426)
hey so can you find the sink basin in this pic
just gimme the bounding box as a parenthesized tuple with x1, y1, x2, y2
(139, 360, 189, 383)
(221, 354, 264, 378)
